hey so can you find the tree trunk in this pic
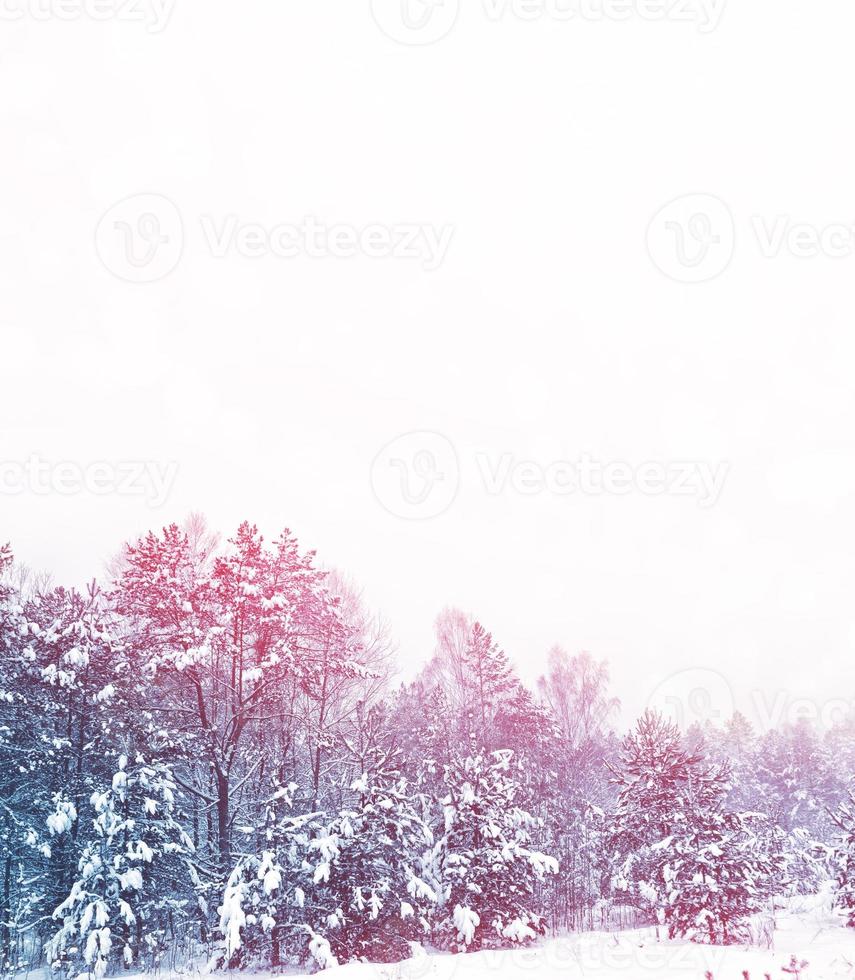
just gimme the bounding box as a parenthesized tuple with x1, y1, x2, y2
(216, 770, 230, 872)
(1, 844, 11, 964)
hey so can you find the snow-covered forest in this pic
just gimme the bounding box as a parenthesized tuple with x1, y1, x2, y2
(2, 518, 855, 978)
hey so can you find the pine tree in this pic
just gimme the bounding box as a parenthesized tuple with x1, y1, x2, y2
(610, 711, 705, 919)
(49, 754, 193, 977)
(218, 782, 315, 970)
(0, 545, 26, 972)
(112, 522, 357, 878)
(420, 612, 519, 750)
(299, 762, 435, 964)
(754, 721, 840, 839)
(829, 793, 855, 927)
(660, 808, 780, 944)
(610, 711, 776, 944)
(536, 648, 619, 932)
(427, 746, 558, 951)
(220, 709, 437, 970)
(0, 576, 124, 968)
(459, 623, 516, 749)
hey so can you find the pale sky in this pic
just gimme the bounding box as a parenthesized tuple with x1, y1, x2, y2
(3, 0, 855, 733)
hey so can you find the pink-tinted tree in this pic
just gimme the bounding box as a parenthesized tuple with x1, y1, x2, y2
(112, 522, 358, 877)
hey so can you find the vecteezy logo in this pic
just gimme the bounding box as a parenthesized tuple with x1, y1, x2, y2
(647, 667, 735, 731)
(370, 432, 459, 520)
(646, 194, 735, 283)
(95, 193, 184, 283)
(370, 0, 459, 45)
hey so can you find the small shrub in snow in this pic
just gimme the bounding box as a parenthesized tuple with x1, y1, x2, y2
(781, 954, 809, 978)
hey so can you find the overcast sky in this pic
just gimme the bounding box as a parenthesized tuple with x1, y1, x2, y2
(3, 0, 855, 733)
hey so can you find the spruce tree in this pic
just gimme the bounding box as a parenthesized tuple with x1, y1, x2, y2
(49, 754, 193, 977)
(427, 746, 558, 951)
(610, 711, 776, 944)
(830, 793, 855, 927)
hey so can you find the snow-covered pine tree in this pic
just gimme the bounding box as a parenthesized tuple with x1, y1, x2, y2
(298, 757, 435, 965)
(610, 711, 777, 944)
(493, 682, 560, 803)
(696, 712, 761, 815)
(780, 826, 832, 898)
(218, 782, 315, 970)
(420, 612, 519, 751)
(112, 521, 357, 882)
(829, 793, 855, 927)
(659, 808, 780, 944)
(754, 721, 840, 839)
(49, 754, 193, 978)
(459, 622, 517, 750)
(426, 745, 558, 952)
(825, 717, 855, 800)
(220, 711, 437, 971)
(0, 544, 25, 972)
(536, 648, 619, 932)
(0, 575, 125, 969)
(610, 710, 705, 924)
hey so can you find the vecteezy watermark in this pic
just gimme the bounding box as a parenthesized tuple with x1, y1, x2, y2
(646, 194, 736, 283)
(371, 434, 729, 520)
(477, 454, 729, 507)
(0, 457, 178, 508)
(371, 432, 460, 520)
(368, 944, 459, 980)
(647, 670, 855, 734)
(647, 668, 736, 730)
(748, 690, 855, 732)
(752, 215, 855, 260)
(480, 0, 725, 31)
(95, 194, 184, 283)
(95, 195, 454, 281)
(199, 215, 454, 271)
(370, 0, 460, 45)
(648, 194, 855, 282)
(0, 0, 176, 31)
(369, 0, 725, 45)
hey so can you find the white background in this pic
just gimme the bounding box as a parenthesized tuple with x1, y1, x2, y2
(3, 0, 855, 727)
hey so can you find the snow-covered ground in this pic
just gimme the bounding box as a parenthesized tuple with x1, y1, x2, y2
(19, 895, 855, 980)
(296, 896, 855, 980)
(333, 926, 851, 979)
